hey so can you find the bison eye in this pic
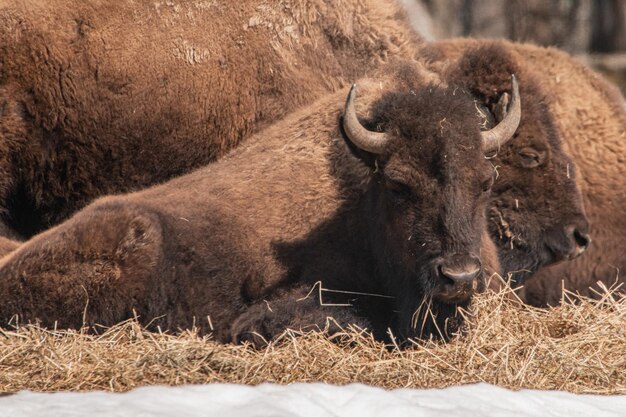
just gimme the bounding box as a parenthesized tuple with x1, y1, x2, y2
(481, 175, 494, 193)
(386, 177, 412, 198)
(517, 147, 546, 168)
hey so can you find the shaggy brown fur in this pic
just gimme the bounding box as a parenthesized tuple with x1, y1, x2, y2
(419, 40, 591, 289)
(0, 2, 593, 299)
(420, 39, 625, 306)
(0, 62, 503, 345)
(0, 0, 420, 238)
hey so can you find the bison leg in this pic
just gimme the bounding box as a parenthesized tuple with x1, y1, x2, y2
(0, 199, 165, 330)
(230, 284, 371, 347)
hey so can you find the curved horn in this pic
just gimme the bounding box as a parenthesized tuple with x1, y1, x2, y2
(342, 84, 391, 155)
(481, 74, 521, 153)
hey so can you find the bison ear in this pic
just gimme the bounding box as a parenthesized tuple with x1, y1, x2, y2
(476, 91, 510, 131)
(493, 91, 510, 123)
(476, 101, 496, 130)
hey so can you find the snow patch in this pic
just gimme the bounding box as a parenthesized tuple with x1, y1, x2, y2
(0, 382, 624, 417)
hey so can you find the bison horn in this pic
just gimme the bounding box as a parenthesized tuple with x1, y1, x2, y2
(481, 74, 521, 153)
(343, 84, 391, 155)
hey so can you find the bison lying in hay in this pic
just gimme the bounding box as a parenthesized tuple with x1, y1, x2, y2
(0, 1, 593, 300)
(510, 45, 626, 307)
(0, 61, 522, 344)
(419, 39, 625, 306)
(0, 0, 419, 238)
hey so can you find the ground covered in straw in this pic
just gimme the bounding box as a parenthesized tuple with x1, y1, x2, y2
(0, 286, 624, 394)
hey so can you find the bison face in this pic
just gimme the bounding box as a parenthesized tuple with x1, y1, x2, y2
(342, 76, 520, 321)
(485, 85, 590, 283)
(370, 154, 491, 305)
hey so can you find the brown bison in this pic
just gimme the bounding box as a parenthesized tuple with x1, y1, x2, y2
(418, 40, 592, 288)
(0, 61, 520, 344)
(510, 44, 625, 306)
(478, 44, 626, 305)
(0, 1, 590, 297)
(0, 0, 419, 239)
(500, 44, 624, 305)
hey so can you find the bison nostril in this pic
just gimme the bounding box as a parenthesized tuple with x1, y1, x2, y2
(438, 265, 455, 286)
(569, 229, 590, 259)
(573, 229, 590, 250)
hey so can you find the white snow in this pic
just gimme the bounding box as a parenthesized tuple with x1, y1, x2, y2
(1, 382, 624, 417)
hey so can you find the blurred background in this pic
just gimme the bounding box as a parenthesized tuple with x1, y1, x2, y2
(403, 0, 626, 93)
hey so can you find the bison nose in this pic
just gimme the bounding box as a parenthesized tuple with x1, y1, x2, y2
(567, 226, 591, 259)
(434, 254, 482, 304)
(440, 264, 481, 284)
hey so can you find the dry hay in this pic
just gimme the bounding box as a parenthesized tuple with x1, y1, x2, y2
(0, 283, 624, 394)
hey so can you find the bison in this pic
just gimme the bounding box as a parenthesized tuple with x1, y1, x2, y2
(418, 40, 592, 288)
(505, 43, 626, 307)
(0, 61, 520, 344)
(0, 1, 590, 297)
(0, 2, 596, 309)
(0, 0, 420, 239)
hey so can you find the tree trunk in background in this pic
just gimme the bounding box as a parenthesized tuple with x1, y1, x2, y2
(591, 0, 626, 52)
(414, 0, 625, 54)
(408, 0, 626, 93)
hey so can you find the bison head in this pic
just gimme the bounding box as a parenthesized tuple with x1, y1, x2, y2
(342, 74, 520, 338)
(486, 84, 590, 281)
